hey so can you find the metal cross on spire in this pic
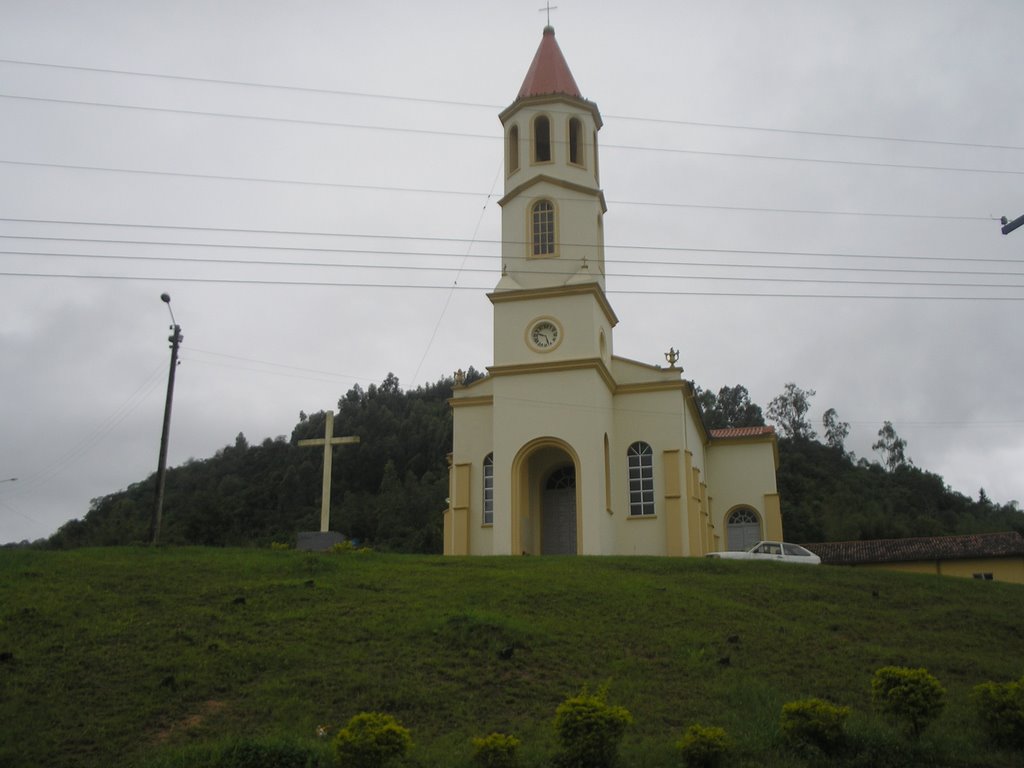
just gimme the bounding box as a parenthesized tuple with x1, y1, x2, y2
(538, 1, 558, 26)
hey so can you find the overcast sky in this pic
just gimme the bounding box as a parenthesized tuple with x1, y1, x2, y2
(1, 0, 1022, 543)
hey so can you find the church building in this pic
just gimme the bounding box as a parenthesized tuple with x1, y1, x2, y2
(443, 26, 782, 556)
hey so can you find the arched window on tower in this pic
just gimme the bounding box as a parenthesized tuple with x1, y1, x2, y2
(531, 199, 556, 257)
(534, 115, 551, 162)
(627, 442, 655, 516)
(568, 117, 584, 166)
(508, 125, 520, 174)
(483, 453, 494, 525)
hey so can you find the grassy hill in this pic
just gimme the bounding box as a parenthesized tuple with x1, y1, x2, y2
(1, 548, 1022, 767)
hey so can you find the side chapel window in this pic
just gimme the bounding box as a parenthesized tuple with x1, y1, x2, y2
(508, 125, 520, 174)
(627, 442, 655, 516)
(483, 453, 494, 525)
(531, 199, 555, 256)
(534, 115, 551, 162)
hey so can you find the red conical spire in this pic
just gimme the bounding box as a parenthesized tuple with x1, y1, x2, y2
(517, 26, 582, 100)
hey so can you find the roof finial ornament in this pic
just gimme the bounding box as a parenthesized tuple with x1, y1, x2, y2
(538, 1, 558, 28)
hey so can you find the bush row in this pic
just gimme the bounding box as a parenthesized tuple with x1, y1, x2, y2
(163, 668, 1023, 767)
(327, 670, 1021, 767)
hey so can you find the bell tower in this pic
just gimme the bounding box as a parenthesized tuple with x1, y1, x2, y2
(496, 25, 606, 292)
(491, 26, 615, 368)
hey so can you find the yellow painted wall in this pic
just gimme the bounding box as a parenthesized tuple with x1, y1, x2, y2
(845, 557, 1024, 584)
(492, 366, 614, 555)
(450, 379, 494, 555)
(706, 439, 780, 543)
(611, 385, 685, 556)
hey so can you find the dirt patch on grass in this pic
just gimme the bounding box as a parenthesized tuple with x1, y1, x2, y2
(153, 699, 228, 744)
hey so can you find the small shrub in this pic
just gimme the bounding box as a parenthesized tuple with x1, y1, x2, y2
(780, 698, 850, 755)
(270, 541, 291, 550)
(471, 732, 520, 768)
(552, 686, 632, 768)
(330, 541, 355, 554)
(871, 666, 945, 738)
(676, 724, 729, 768)
(972, 676, 1024, 749)
(332, 712, 411, 768)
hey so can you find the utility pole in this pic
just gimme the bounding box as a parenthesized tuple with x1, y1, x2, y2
(1001, 214, 1024, 235)
(151, 293, 183, 545)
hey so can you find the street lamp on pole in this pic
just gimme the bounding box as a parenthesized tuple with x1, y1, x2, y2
(150, 293, 183, 545)
(1001, 214, 1024, 236)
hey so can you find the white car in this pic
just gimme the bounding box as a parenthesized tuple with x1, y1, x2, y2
(706, 541, 821, 565)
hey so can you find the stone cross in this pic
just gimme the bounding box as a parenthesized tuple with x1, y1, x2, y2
(298, 410, 359, 533)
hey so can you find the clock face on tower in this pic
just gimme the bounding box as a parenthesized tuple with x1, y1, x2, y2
(528, 318, 561, 351)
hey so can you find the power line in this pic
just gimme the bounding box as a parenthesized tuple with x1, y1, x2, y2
(4, 91, 1021, 177)
(1, 269, 1022, 300)
(0, 194, 995, 229)
(2, 228, 1021, 267)
(187, 347, 375, 384)
(3, 56, 1021, 152)
(2, 126, 1021, 179)
(4, 246, 1023, 282)
(0, 158, 483, 195)
(410, 159, 504, 387)
(6, 362, 167, 498)
(0, 92, 497, 143)
(2, 158, 1019, 223)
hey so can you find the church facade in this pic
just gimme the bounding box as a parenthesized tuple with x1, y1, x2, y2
(443, 26, 781, 556)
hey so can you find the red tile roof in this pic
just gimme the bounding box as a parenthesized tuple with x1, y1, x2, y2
(805, 532, 1024, 565)
(517, 26, 582, 100)
(708, 426, 776, 439)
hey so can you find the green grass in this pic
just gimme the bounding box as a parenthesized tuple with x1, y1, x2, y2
(1, 548, 1022, 767)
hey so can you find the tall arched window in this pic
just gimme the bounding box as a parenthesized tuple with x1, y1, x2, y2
(534, 115, 551, 162)
(483, 453, 494, 525)
(507, 125, 520, 174)
(627, 442, 655, 516)
(568, 117, 584, 166)
(531, 199, 555, 256)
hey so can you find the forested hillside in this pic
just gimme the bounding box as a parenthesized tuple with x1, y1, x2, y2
(46, 375, 1022, 550)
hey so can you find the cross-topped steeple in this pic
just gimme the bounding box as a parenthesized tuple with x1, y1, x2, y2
(538, 2, 558, 26)
(516, 23, 582, 100)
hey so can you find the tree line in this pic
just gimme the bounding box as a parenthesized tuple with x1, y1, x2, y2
(46, 375, 1021, 550)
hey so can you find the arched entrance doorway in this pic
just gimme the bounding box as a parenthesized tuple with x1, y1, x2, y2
(510, 438, 581, 555)
(541, 465, 576, 554)
(727, 507, 762, 550)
